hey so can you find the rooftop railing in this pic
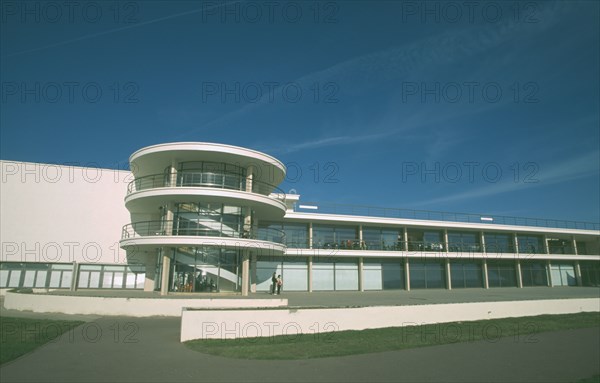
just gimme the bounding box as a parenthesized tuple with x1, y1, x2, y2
(127, 171, 285, 200)
(293, 202, 600, 231)
(121, 220, 286, 244)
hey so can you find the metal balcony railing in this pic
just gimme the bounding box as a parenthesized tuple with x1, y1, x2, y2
(127, 171, 285, 200)
(121, 220, 285, 244)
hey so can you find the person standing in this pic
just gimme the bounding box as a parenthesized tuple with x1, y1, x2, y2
(271, 272, 277, 295)
(276, 275, 283, 295)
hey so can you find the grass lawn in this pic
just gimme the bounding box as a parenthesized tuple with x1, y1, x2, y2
(0, 316, 84, 365)
(575, 375, 600, 383)
(185, 312, 600, 360)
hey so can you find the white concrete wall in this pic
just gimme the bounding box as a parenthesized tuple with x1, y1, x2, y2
(1, 161, 131, 265)
(3, 291, 287, 316)
(180, 298, 600, 341)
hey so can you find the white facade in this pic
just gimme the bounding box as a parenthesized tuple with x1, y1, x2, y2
(1, 160, 130, 264)
(1, 143, 599, 294)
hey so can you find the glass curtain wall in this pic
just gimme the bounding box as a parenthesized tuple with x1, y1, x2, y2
(169, 247, 240, 292)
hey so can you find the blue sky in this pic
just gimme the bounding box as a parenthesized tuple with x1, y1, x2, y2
(1, 1, 599, 222)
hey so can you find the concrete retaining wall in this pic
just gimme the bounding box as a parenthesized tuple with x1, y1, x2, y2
(3, 292, 287, 317)
(180, 298, 600, 341)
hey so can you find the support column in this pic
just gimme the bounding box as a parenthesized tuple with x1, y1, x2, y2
(546, 260, 553, 287)
(250, 254, 257, 293)
(308, 256, 313, 292)
(70, 261, 79, 291)
(169, 159, 178, 187)
(543, 234, 550, 254)
(404, 257, 410, 291)
(308, 222, 313, 249)
(165, 202, 175, 236)
(575, 261, 583, 286)
(144, 252, 157, 292)
(241, 251, 250, 296)
(516, 260, 523, 288)
(443, 229, 449, 253)
(480, 231, 486, 254)
(445, 258, 451, 290)
(246, 165, 254, 192)
(403, 227, 408, 251)
(513, 233, 519, 255)
(160, 249, 171, 296)
(572, 236, 578, 255)
(358, 224, 363, 250)
(358, 257, 364, 292)
(482, 259, 489, 289)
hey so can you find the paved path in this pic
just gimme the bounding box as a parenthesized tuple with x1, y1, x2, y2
(41, 286, 600, 307)
(1, 314, 598, 382)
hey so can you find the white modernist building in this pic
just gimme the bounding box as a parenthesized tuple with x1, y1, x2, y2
(1, 142, 599, 295)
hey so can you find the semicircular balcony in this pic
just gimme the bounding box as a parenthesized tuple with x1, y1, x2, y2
(124, 171, 287, 218)
(119, 220, 286, 254)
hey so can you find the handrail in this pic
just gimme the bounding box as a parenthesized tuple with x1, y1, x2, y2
(294, 202, 600, 231)
(127, 171, 285, 200)
(121, 220, 286, 244)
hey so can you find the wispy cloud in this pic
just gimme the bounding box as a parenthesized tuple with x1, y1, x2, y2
(275, 131, 394, 154)
(411, 150, 600, 206)
(176, 1, 565, 145)
(3, 1, 241, 58)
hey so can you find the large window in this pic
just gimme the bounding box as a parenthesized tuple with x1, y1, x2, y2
(167, 247, 240, 292)
(363, 258, 405, 290)
(178, 161, 246, 176)
(487, 260, 517, 287)
(448, 232, 481, 253)
(256, 258, 308, 292)
(0, 263, 137, 290)
(312, 225, 359, 249)
(174, 202, 247, 238)
(407, 230, 444, 251)
(0, 263, 75, 289)
(517, 235, 545, 254)
(409, 260, 445, 289)
(521, 261, 548, 287)
(484, 233, 515, 253)
(312, 258, 359, 291)
(175, 162, 247, 191)
(261, 222, 308, 248)
(547, 239, 574, 254)
(550, 263, 576, 287)
(450, 261, 483, 288)
(362, 227, 404, 250)
(580, 262, 600, 286)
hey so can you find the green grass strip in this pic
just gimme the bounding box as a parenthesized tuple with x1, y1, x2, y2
(0, 316, 85, 365)
(185, 312, 600, 360)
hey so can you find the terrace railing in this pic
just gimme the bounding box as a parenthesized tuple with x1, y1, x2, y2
(294, 202, 599, 231)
